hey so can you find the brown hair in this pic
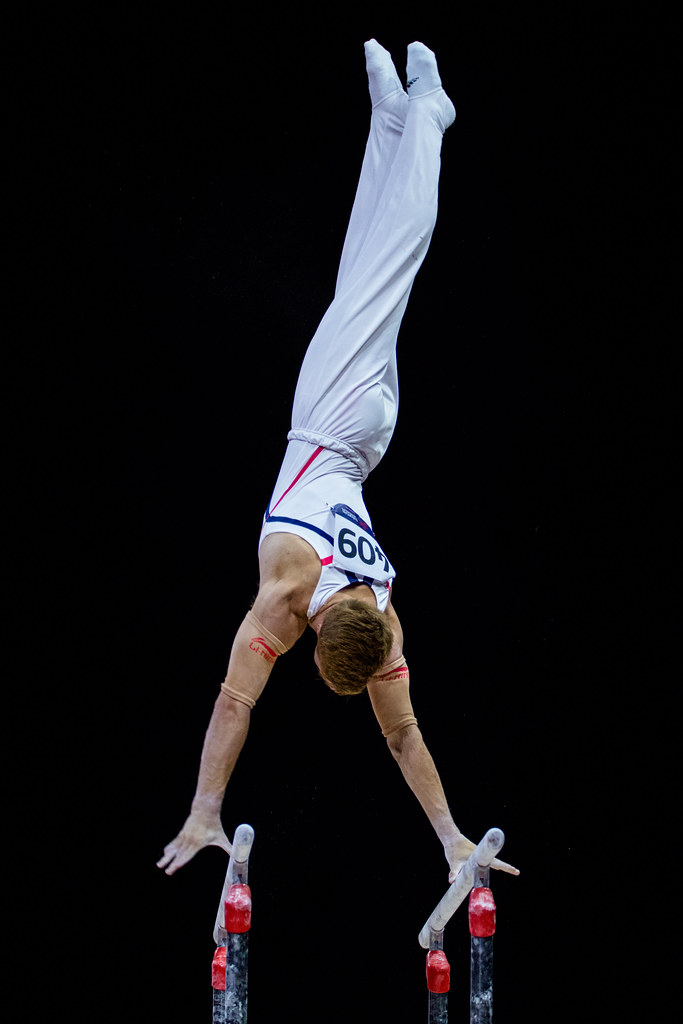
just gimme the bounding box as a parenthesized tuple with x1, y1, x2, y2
(316, 599, 393, 695)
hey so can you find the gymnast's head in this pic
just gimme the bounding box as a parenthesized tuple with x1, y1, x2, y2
(313, 598, 393, 695)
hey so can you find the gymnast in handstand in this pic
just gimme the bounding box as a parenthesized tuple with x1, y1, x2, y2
(158, 40, 519, 883)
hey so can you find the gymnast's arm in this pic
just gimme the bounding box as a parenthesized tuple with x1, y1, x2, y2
(368, 605, 519, 881)
(157, 579, 307, 875)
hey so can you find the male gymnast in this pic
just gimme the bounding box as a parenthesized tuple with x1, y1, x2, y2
(158, 40, 519, 882)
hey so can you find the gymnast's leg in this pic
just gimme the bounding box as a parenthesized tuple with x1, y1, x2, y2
(335, 40, 408, 296)
(289, 42, 455, 474)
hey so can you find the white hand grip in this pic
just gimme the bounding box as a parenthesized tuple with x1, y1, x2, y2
(418, 828, 504, 949)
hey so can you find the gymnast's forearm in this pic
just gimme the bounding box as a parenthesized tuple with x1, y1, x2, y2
(157, 692, 250, 874)
(190, 692, 251, 819)
(387, 725, 461, 847)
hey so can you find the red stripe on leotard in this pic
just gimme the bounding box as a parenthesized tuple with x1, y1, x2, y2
(268, 445, 324, 516)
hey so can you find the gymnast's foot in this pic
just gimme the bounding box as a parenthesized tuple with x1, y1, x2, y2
(365, 38, 408, 117)
(406, 41, 456, 132)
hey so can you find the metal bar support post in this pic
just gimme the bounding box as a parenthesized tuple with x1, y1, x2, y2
(469, 865, 496, 1024)
(211, 824, 255, 1024)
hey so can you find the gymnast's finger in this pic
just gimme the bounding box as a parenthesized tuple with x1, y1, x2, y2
(491, 856, 520, 876)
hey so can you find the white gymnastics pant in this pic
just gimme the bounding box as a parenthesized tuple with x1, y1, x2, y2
(287, 90, 449, 480)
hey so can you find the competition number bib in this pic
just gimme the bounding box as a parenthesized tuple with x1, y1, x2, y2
(331, 504, 395, 585)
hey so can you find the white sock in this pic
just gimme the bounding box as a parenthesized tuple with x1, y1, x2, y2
(365, 38, 405, 109)
(405, 41, 455, 131)
(406, 41, 442, 97)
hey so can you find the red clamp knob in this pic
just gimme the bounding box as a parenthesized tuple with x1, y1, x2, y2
(212, 946, 227, 991)
(225, 883, 252, 933)
(426, 950, 451, 993)
(469, 886, 496, 937)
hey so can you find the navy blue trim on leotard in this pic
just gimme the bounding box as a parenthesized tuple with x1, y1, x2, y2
(344, 571, 376, 586)
(264, 514, 334, 546)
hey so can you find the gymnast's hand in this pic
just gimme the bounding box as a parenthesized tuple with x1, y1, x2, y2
(445, 834, 520, 883)
(157, 811, 232, 875)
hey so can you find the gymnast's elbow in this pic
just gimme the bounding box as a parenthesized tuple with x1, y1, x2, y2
(217, 689, 254, 722)
(386, 722, 421, 760)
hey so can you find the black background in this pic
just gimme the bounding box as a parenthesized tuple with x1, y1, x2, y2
(13, 4, 677, 1021)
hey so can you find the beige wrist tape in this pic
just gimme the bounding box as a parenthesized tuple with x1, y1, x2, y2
(368, 655, 418, 738)
(220, 609, 289, 709)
